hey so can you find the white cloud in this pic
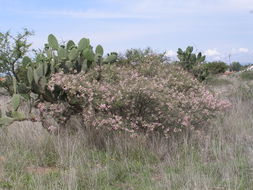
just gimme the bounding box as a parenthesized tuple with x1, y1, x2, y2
(165, 50, 177, 57)
(213, 56, 222, 61)
(204, 49, 221, 56)
(231, 48, 250, 54)
(238, 48, 249, 53)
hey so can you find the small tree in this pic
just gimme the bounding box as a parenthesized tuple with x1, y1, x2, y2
(0, 29, 33, 82)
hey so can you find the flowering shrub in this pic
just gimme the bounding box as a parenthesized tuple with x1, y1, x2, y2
(118, 48, 169, 65)
(40, 62, 231, 137)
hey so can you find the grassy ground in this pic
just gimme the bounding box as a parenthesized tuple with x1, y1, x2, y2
(0, 75, 253, 190)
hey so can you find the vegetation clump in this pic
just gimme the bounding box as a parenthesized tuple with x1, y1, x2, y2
(0, 34, 231, 138)
(230, 61, 242, 72)
(176, 46, 229, 81)
(0, 29, 33, 94)
(41, 61, 231, 137)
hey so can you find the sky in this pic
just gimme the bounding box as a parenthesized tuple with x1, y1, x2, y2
(0, 0, 253, 64)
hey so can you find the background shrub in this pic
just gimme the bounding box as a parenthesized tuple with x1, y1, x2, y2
(118, 48, 169, 65)
(204, 61, 228, 75)
(230, 62, 242, 72)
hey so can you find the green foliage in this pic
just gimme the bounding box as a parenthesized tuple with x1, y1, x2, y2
(10, 33, 118, 114)
(192, 64, 209, 81)
(0, 72, 27, 127)
(12, 76, 17, 94)
(177, 46, 206, 71)
(0, 29, 33, 84)
(176, 46, 218, 81)
(125, 48, 146, 63)
(118, 48, 168, 65)
(104, 53, 118, 64)
(69, 48, 78, 61)
(0, 117, 14, 127)
(192, 61, 228, 81)
(57, 47, 67, 60)
(83, 48, 95, 61)
(48, 34, 59, 50)
(0, 29, 33, 98)
(230, 62, 242, 72)
(0, 94, 26, 127)
(66, 40, 75, 50)
(205, 61, 228, 74)
(16, 65, 31, 85)
(78, 38, 90, 51)
(22, 56, 32, 66)
(11, 94, 21, 111)
(95, 45, 104, 56)
(0, 76, 13, 94)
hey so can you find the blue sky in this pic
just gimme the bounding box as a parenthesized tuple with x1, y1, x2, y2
(0, 0, 253, 63)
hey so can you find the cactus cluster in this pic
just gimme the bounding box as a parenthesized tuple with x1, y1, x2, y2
(1, 34, 118, 128)
(27, 61, 49, 94)
(44, 34, 117, 74)
(0, 77, 26, 127)
(177, 46, 206, 70)
(25, 34, 117, 100)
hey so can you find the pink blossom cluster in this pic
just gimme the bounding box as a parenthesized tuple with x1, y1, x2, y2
(45, 63, 231, 136)
(37, 102, 67, 125)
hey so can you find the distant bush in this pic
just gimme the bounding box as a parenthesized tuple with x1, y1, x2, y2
(118, 48, 169, 65)
(205, 61, 228, 75)
(175, 47, 228, 81)
(191, 61, 228, 81)
(240, 71, 253, 80)
(40, 62, 231, 137)
(230, 62, 242, 72)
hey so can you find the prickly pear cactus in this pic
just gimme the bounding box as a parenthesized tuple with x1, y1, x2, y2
(5, 34, 118, 130)
(177, 46, 205, 70)
(0, 79, 26, 127)
(48, 34, 59, 50)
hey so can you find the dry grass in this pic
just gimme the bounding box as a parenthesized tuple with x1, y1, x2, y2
(0, 76, 253, 190)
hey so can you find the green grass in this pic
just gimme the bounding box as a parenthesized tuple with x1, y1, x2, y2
(240, 71, 253, 80)
(205, 76, 233, 86)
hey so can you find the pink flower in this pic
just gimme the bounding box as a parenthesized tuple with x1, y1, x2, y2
(181, 116, 191, 127)
(48, 125, 57, 132)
